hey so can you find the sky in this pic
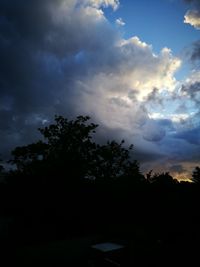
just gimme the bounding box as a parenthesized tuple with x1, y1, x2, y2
(0, 0, 200, 179)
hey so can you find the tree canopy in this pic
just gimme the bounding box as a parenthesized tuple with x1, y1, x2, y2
(9, 115, 143, 187)
(192, 166, 200, 184)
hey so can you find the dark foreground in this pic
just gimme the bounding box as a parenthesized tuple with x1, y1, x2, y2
(1, 115, 200, 266)
(1, 181, 200, 266)
(1, 213, 200, 267)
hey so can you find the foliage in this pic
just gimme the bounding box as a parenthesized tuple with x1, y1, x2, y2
(192, 166, 200, 184)
(147, 171, 178, 186)
(0, 159, 4, 173)
(9, 115, 143, 186)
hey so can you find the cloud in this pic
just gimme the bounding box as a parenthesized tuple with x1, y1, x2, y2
(145, 88, 164, 106)
(116, 17, 125, 26)
(183, 0, 200, 29)
(184, 10, 200, 29)
(168, 164, 191, 181)
(181, 71, 200, 106)
(142, 120, 166, 142)
(0, 0, 198, 179)
(185, 40, 200, 66)
(182, 82, 200, 104)
(81, 0, 120, 10)
(190, 40, 200, 62)
(169, 164, 186, 173)
(173, 126, 200, 145)
(183, 0, 200, 6)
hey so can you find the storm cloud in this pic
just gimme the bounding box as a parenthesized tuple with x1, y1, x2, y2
(183, 0, 200, 65)
(0, 0, 200, 178)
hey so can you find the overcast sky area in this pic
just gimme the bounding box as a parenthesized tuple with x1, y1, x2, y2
(0, 0, 200, 179)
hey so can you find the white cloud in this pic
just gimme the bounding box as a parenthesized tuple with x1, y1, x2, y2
(184, 70, 200, 83)
(184, 10, 200, 29)
(80, 0, 120, 10)
(116, 17, 125, 26)
(40, 1, 182, 142)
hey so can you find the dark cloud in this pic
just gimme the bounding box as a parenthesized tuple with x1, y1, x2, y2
(133, 148, 165, 163)
(186, 40, 200, 66)
(183, 0, 200, 7)
(169, 164, 186, 174)
(0, 0, 121, 157)
(156, 119, 174, 130)
(173, 126, 200, 145)
(183, 0, 200, 62)
(91, 123, 164, 164)
(181, 82, 200, 104)
(142, 120, 166, 142)
(191, 40, 200, 62)
(145, 88, 163, 106)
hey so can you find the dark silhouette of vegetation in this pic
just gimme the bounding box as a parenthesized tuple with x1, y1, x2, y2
(192, 166, 200, 184)
(8, 115, 142, 188)
(0, 115, 200, 266)
(147, 171, 178, 186)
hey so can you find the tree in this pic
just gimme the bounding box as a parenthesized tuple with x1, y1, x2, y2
(9, 141, 48, 173)
(10, 115, 98, 183)
(149, 172, 178, 186)
(88, 140, 143, 184)
(0, 159, 4, 174)
(9, 115, 143, 186)
(10, 116, 144, 197)
(192, 167, 200, 184)
(0, 159, 8, 182)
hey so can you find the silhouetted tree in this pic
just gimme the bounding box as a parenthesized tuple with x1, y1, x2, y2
(88, 140, 143, 184)
(146, 169, 153, 183)
(0, 159, 6, 181)
(9, 115, 143, 187)
(192, 166, 200, 184)
(150, 172, 178, 186)
(9, 116, 98, 182)
(9, 141, 48, 173)
(0, 160, 4, 174)
(6, 115, 146, 240)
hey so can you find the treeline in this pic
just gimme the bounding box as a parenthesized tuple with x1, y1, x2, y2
(0, 115, 200, 253)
